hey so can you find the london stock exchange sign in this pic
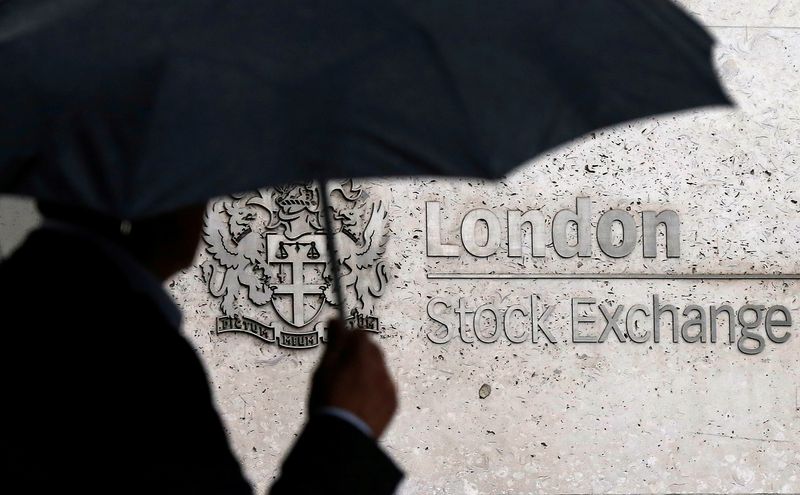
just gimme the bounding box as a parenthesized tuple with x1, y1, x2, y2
(201, 182, 797, 355)
(201, 181, 389, 349)
(424, 198, 797, 355)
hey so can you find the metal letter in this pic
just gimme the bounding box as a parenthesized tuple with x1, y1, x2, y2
(737, 305, 765, 355)
(553, 197, 592, 258)
(455, 298, 475, 343)
(426, 201, 460, 256)
(598, 303, 626, 342)
(626, 304, 651, 343)
(572, 297, 598, 343)
(474, 303, 501, 343)
(681, 305, 707, 343)
(503, 303, 529, 343)
(461, 208, 501, 257)
(642, 210, 681, 258)
(597, 209, 637, 258)
(710, 305, 736, 343)
(427, 297, 455, 344)
(531, 295, 556, 343)
(652, 294, 679, 343)
(508, 210, 546, 258)
(765, 305, 792, 343)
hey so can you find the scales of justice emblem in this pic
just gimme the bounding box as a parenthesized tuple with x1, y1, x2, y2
(200, 181, 390, 349)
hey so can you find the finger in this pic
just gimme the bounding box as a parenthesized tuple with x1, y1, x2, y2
(321, 319, 348, 364)
(326, 318, 346, 344)
(360, 336, 387, 365)
(337, 329, 369, 367)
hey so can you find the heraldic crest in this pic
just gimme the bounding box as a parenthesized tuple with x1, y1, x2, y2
(200, 181, 390, 348)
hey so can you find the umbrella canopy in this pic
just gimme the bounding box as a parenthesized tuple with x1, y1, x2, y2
(0, 0, 729, 220)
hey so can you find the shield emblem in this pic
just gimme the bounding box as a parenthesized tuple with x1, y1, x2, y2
(266, 232, 328, 328)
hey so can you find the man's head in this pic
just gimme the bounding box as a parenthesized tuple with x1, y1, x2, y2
(37, 201, 207, 281)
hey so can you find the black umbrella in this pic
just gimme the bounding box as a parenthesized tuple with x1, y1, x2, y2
(0, 0, 730, 317)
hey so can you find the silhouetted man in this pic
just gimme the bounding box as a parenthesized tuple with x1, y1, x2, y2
(2, 202, 402, 494)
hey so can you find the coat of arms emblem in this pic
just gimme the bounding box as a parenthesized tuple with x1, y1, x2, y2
(200, 181, 390, 348)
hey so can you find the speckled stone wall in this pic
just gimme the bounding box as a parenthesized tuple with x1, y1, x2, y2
(1, 1, 798, 493)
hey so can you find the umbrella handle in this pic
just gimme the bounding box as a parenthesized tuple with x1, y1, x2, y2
(318, 179, 348, 330)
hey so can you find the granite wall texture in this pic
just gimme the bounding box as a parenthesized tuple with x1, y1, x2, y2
(1, 1, 798, 493)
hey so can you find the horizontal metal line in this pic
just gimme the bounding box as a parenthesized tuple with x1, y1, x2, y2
(705, 25, 800, 29)
(427, 273, 800, 280)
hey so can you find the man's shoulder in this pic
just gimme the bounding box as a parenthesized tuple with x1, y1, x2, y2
(3, 227, 126, 278)
(0, 228, 169, 331)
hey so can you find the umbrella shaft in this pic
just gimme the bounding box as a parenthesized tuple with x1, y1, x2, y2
(318, 180, 347, 325)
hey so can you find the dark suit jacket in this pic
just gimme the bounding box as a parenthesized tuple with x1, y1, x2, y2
(2, 227, 402, 494)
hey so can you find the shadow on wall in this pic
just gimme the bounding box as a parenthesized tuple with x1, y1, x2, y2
(0, 197, 41, 258)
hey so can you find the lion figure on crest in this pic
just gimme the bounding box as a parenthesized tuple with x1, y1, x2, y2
(324, 192, 390, 314)
(200, 195, 275, 316)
